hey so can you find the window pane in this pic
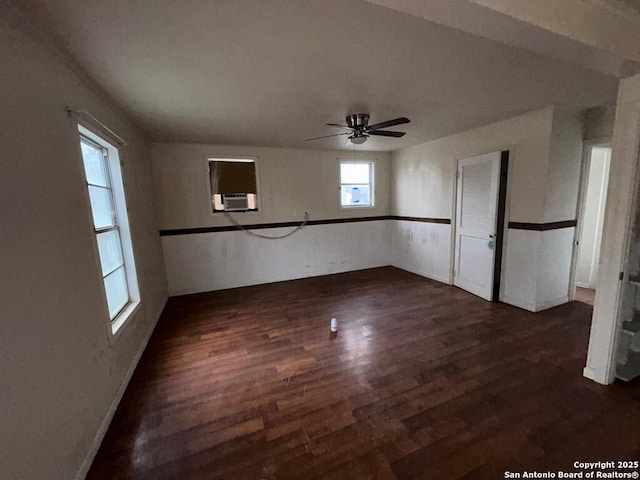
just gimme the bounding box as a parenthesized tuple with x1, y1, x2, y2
(210, 159, 257, 195)
(81, 140, 108, 187)
(88, 185, 115, 229)
(341, 185, 371, 206)
(104, 266, 129, 319)
(340, 163, 370, 184)
(97, 230, 124, 276)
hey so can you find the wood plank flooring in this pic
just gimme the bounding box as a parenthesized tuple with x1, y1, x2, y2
(87, 267, 640, 480)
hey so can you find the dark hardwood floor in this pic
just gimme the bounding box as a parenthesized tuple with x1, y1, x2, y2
(87, 267, 640, 480)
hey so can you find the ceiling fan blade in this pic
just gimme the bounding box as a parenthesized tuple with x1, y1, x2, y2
(305, 132, 350, 141)
(368, 130, 406, 137)
(367, 117, 410, 131)
(326, 123, 350, 128)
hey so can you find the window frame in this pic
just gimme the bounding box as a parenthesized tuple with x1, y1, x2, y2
(77, 124, 141, 338)
(205, 155, 262, 215)
(339, 159, 375, 209)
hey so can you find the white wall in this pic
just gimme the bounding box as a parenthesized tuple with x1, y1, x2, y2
(152, 143, 392, 295)
(576, 147, 611, 288)
(583, 106, 615, 142)
(155, 107, 585, 305)
(391, 108, 554, 222)
(536, 228, 577, 309)
(545, 108, 583, 223)
(391, 108, 552, 310)
(500, 227, 577, 312)
(0, 8, 168, 480)
(535, 108, 584, 308)
(152, 143, 391, 229)
(501, 229, 540, 310)
(390, 107, 584, 311)
(163, 221, 391, 295)
(389, 221, 451, 283)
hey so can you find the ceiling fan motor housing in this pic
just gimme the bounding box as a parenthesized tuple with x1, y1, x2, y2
(305, 114, 408, 143)
(346, 113, 370, 129)
(346, 113, 370, 142)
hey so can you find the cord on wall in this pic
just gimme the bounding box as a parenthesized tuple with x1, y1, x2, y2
(223, 211, 310, 240)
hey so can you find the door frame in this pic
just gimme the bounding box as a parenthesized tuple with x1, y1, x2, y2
(451, 149, 510, 301)
(584, 74, 640, 385)
(568, 138, 611, 301)
(493, 151, 510, 301)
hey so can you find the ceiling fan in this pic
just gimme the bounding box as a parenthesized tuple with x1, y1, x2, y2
(305, 114, 410, 145)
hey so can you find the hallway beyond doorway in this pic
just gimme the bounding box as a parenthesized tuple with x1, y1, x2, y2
(575, 286, 595, 306)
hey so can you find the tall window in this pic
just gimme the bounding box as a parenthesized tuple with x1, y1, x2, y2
(340, 161, 374, 208)
(78, 125, 139, 332)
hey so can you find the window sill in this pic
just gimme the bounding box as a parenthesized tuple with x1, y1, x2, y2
(110, 300, 141, 338)
(340, 205, 375, 209)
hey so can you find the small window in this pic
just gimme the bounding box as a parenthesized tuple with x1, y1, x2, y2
(209, 158, 258, 212)
(340, 161, 374, 207)
(78, 126, 139, 334)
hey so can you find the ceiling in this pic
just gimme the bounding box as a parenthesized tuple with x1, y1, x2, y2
(620, 0, 640, 14)
(366, 0, 640, 76)
(14, 0, 622, 151)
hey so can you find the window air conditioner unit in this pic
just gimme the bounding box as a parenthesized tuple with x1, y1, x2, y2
(222, 193, 249, 211)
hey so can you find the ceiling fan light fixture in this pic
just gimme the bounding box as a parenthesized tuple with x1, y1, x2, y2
(350, 135, 368, 145)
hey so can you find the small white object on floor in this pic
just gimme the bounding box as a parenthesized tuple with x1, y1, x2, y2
(330, 317, 338, 332)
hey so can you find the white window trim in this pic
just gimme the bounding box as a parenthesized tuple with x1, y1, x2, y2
(77, 124, 141, 339)
(204, 155, 263, 216)
(338, 159, 376, 209)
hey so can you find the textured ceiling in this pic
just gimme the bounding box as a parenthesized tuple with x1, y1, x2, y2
(15, 0, 620, 151)
(620, 0, 640, 14)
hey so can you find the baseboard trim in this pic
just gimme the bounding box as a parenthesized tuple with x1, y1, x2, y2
(390, 262, 451, 285)
(534, 295, 569, 312)
(583, 366, 597, 381)
(501, 295, 536, 312)
(170, 263, 450, 297)
(168, 264, 392, 297)
(74, 297, 168, 480)
(583, 366, 612, 385)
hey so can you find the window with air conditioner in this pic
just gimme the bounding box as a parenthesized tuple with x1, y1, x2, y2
(78, 125, 140, 335)
(209, 158, 259, 212)
(340, 160, 374, 208)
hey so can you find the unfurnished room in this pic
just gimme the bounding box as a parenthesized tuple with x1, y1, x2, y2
(3, 1, 640, 479)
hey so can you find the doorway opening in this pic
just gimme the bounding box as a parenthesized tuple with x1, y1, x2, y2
(573, 145, 612, 306)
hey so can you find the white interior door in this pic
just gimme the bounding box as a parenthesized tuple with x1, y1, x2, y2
(454, 151, 501, 300)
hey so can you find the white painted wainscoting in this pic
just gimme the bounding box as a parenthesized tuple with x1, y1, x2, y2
(501, 229, 540, 311)
(161, 217, 576, 316)
(502, 225, 576, 312)
(162, 220, 391, 296)
(389, 219, 452, 284)
(536, 227, 575, 310)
